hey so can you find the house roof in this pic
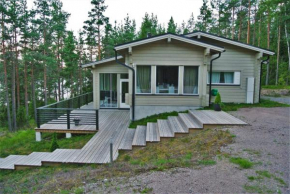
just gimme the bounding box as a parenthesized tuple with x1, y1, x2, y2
(81, 56, 123, 68)
(184, 31, 275, 55)
(114, 33, 225, 52)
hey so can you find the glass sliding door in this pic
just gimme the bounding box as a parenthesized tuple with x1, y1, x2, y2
(100, 73, 117, 108)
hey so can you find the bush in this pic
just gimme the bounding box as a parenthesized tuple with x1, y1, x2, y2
(50, 133, 59, 152)
(214, 92, 221, 104)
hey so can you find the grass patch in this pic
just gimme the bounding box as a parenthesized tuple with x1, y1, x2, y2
(197, 159, 216, 165)
(129, 110, 188, 128)
(0, 129, 234, 193)
(244, 184, 275, 194)
(229, 157, 253, 169)
(243, 149, 261, 156)
(0, 129, 94, 157)
(262, 85, 290, 90)
(201, 99, 289, 112)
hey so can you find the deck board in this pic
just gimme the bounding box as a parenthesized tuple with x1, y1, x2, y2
(146, 123, 160, 142)
(157, 120, 174, 137)
(132, 126, 146, 146)
(119, 129, 136, 150)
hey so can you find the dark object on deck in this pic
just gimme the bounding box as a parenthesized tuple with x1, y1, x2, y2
(73, 117, 81, 126)
(214, 104, 221, 111)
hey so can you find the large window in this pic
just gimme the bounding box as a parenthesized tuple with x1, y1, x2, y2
(208, 71, 240, 85)
(184, 66, 199, 94)
(156, 66, 179, 94)
(100, 74, 117, 108)
(137, 66, 151, 93)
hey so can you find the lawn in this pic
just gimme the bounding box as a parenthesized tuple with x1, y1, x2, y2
(0, 129, 94, 158)
(262, 85, 290, 90)
(0, 129, 233, 193)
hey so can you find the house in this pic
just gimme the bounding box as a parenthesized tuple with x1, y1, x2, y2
(82, 31, 275, 121)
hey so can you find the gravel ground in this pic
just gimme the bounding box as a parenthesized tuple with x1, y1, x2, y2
(262, 96, 290, 105)
(85, 107, 290, 194)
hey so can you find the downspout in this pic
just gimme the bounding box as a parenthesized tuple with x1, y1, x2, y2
(259, 55, 270, 102)
(209, 52, 222, 105)
(114, 49, 135, 121)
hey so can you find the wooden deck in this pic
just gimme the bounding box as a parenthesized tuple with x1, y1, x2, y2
(0, 109, 247, 170)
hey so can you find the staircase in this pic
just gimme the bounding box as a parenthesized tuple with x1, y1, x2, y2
(118, 112, 203, 151)
(0, 110, 246, 170)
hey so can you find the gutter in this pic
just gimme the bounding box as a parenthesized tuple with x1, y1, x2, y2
(114, 49, 135, 121)
(209, 52, 222, 105)
(259, 55, 270, 102)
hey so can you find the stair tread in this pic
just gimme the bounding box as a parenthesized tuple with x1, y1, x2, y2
(178, 113, 203, 129)
(119, 128, 136, 150)
(157, 120, 174, 137)
(168, 116, 189, 133)
(14, 152, 52, 166)
(132, 126, 146, 146)
(0, 155, 28, 169)
(146, 123, 160, 142)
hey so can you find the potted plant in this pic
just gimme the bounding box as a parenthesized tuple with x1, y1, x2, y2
(214, 92, 222, 111)
(73, 117, 81, 126)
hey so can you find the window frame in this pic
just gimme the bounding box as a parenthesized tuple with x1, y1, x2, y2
(135, 65, 152, 94)
(183, 66, 199, 95)
(155, 65, 180, 95)
(207, 71, 241, 86)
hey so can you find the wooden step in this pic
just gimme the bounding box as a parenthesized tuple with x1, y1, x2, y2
(146, 123, 160, 142)
(178, 113, 203, 129)
(157, 120, 174, 137)
(119, 128, 136, 150)
(14, 152, 51, 167)
(168, 116, 189, 134)
(132, 126, 146, 146)
(0, 155, 28, 170)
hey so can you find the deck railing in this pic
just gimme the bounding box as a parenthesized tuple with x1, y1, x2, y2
(36, 92, 99, 130)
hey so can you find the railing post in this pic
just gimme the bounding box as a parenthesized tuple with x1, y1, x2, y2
(110, 139, 113, 163)
(96, 110, 99, 130)
(67, 110, 70, 129)
(78, 96, 81, 108)
(36, 109, 40, 128)
(86, 94, 88, 105)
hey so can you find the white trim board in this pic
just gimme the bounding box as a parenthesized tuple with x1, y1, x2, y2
(115, 34, 225, 52)
(82, 56, 123, 68)
(185, 32, 275, 56)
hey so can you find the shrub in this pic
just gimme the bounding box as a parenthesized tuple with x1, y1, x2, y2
(214, 92, 221, 104)
(229, 157, 253, 169)
(50, 133, 59, 152)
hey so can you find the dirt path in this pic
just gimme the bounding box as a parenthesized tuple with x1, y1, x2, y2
(85, 107, 290, 193)
(262, 96, 290, 105)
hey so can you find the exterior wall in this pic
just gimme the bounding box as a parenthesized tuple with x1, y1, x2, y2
(200, 37, 261, 103)
(128, 39, 206, 109)
(91, 60, 128, 109)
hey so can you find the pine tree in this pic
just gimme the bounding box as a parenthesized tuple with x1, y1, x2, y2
(167, 16, 177, 33)
(196, 0, 213, 31)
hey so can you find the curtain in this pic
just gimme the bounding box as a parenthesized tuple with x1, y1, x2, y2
(184, 66, 198, 94)
(137, 66, 151, 93)
(224, 72, 234, 83)
(212, 72, 221, 83)
(100, 74, 110, 91)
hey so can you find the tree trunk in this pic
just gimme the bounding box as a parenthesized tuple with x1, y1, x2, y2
(252, 4, 257, 45)
(57, 36, 61, 101)
(1, 12, 13, 132)
(246, 0, 251, 44)
(258, 14, 261, 47)
(232, 6, 235, 39)
(238, 15, 242, 41)
(11, 38, 17, 131)
(14, 31, 20, 110)
(265, 9, 270, 85)
(31, 63, 37, 122)
(276, 24, 281, 85)
(43, 15, 48, 105)
(24, 43, 29, 118)
(285, 8, 290, 85)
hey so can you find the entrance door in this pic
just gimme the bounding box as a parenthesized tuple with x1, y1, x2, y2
(120, 79, 130, 108)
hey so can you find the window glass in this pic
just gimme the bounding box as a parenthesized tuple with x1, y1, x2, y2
(184, 66, 198, 94)
(136, 66, 151, 93)
(156, 66, 178, 94)
(121, 74, 128, 79)
(209, 72, 234, 84)
(100, 74, 117, 108)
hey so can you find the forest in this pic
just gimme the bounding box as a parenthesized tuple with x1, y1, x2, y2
(0, 0, 289, 132)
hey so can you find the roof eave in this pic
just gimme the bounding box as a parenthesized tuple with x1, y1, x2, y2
(185, 32, 275, 56)
(81, 56, 123, 68)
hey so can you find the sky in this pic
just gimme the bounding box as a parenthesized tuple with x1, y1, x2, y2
(27, 0, 203, 34)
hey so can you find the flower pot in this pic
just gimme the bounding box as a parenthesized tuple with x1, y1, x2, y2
(214, 104, 221, 111)
(74, 119, 81, 126)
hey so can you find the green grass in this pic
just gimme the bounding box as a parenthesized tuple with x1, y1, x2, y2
(244, 184, 275, 194)
(0, 129, 94, 157)
(229, 157, 254, 169)
(262, 85, 290, 90)
(197, 159, 216, 165)
(201, 99, 289, 112)
(129, 110, 188, 128)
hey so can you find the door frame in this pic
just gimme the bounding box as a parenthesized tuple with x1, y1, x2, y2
(120, 79, 130, 108)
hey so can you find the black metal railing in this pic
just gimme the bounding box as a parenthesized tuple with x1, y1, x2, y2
(36, 92, 99, 130)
